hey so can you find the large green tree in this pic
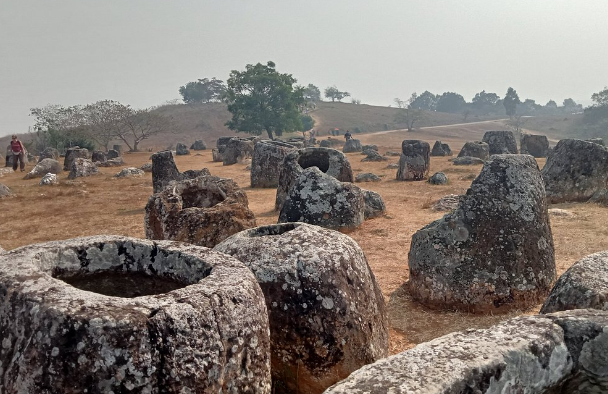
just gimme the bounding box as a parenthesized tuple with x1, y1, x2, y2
(436, 92, 466, 113)
(225, 61, 304, 140)
(409, 91, 437, 111)
(324, 86, 350, 102)
(503, 87, 521, 117)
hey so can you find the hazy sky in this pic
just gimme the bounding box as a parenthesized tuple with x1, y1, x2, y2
(2, 0, 608, 136)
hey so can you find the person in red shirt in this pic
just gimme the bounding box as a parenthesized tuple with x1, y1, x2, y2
(10, 135, 26, 172)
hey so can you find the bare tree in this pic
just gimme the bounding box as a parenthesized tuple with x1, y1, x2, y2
(81, 100, 129, 151)
(115, 108, 174, 151)
(394, 95, 426, 132)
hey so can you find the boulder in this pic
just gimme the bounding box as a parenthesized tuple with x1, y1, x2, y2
(451, 156, 485, 165)
(541, 251, 608, 313)
(542, 139, 608, 204)
(38, 147, 59, 162)
(112, 144, 122, 153)
(325, 310, 608, 394)
(384, 151, 401, 156)
(39, 173, 58, 185)
(68, 158, 98, 179)
(521, 133, 550, 157)
(275, 147, 353, 212)
(0, 183, 11, 198)
(355, 172, 381, 182)
(212, 147, 222, 162)
(63, 147, 90, 171)
(363, 189, 386, 219)
(430, 140, 452, 156)
(0, 236, 272, 393)
(151, 150, 210, 193)
(23, 158, 62, 179)
(145, 175, 256, 247)
(408, 155, 555, 312)
(115, 167, 144, 178)
(250, 140, 297, 188)
(319, 138, 343, 148)
(386, 163, 399, 169)
(214, 223, 388, 394)
(190, 139, 207, 150)
(428, 172, 448, 185)
(457, 141, 489, 160)
(140, 162, 152, 172)
(432, 194, 461, 211)
(482, 130, 518, 154)
(361, 150, 387, 162)
(343, 139, 362, 153)
(91, 150, 107, 163)
(212, 136, 233, 162)
(106, 149, 120, 159)
(278, 167, 365, 231)
(361, 144, 378, 152)
(396, 140, 430, 181)
(96, 157, 124, 167)
(175, 143, 189, 155)
(223, 138, 255, 165)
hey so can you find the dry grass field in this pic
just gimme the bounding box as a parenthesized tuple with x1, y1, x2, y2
(2, 121, 608, 356)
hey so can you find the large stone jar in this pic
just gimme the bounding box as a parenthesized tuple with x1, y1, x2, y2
(0, 236, 272, 393)
(215, 223, 388, 394)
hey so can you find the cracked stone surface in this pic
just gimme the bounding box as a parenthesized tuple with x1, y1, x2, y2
(250, 140, 297, 188)
(408, 154, 555, 312)
(214, 223, 388, 394)
(63, 148, 90, 171)
(521, 133, 550, 157)
(324, 309, 608, 394)
(68, 158, 98, 179)
(457, 141, 489, 160)
(0, 235, 271, 393)
(396, 140, 430, 181)
(151, 150, 210, 193)
(482, 130, 518, 154)
(431, 141, 452, 156)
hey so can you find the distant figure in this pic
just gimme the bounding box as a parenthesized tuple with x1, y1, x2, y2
(308, 129, 316, 144)
(344, 130, 352, 141)
(10, 135, 26, 172)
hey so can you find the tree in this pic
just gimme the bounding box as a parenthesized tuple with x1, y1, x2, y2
(178, 77, 226, 104)
(225, 61, 304, 140)
(409, 91, 437, 111)
(303, 84, 321, 102)
(324, 86, 350, 102)
(471, 90, 501, 114)
(436, 92, 466, 113)
(394, 94, 425, 132)
(591, 87, 608, 107)
(114, 107, 174, 152)
(29, 104, 94, 153)
(300, 114, 315, 131)
(503, 87, 521, 117)
(81, 100, 128, 151)
(545, 100, 558, 109)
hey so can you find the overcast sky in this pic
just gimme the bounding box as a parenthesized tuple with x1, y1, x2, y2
(2, 0, 607, 136)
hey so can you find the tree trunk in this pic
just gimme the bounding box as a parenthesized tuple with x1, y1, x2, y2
(266, 130, 274, 140)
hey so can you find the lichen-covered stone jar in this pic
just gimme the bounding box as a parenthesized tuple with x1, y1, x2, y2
(0, 235, 271, 394)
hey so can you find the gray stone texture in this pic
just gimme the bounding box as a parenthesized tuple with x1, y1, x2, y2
(355, 173, 381, 182)
(542, 139, 608, 204)
(91, 150, 107, 163)
(151, 150, 210, 193)
(342, 139, 362, 153)
(457, 141, 490, 160)
(428, 172, 448, 185)
(214, 223, 388, 394)
(0, 183, 11, 198)
(145, 175, 256, 248)
(24, 158, 62, 179)
(361, 144, 378, 152)
(325, 310, 608, 394)
(482, 130, 518, 154)
(223, 138, 255, 165)
(521, 133, 550, 157)
(586, 137, 605, 146)
(278, 167, 365, 231)
(0, 235, 271, 393)
(63, 147, 90, 171)
(107, 149, 120, 159)
(362, 189, 386, 219)
(430, 140, 452, 156)
(361, 150, 387, 162)
(275, 147, 353, 212)
(68, 158, 98, 179)
(541, 251, 608, 314)
(451, 156, 485, 165)
(175, 143, 190, 155)
(140, 162, 152, 172)
(96, 157, 125, 167)
(409, 155, 555, 312)
(396, 140, 430, 181)
(250, 140, 297, 188)
(115, 167, 145, 178)
(39, 173, 58, 185)
(38, 147, 59, 162)
(190, 139, 207, 150)
(319, 138, 342, 148)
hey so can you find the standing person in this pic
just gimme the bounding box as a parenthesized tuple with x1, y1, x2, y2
(10, 135, 26, 172)
(344, 130, 352, 141)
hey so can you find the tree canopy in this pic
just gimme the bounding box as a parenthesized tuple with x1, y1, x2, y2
(503, 87, 521, 117)
(303, 84, 321, 102)
(178, 77, 226, 104)
(591, 86, 608, 107)
(409, 91, 437, 111)
(436, 92, 466, 113)
(225, 61, 304, 140)
(324, 86, 350, 102)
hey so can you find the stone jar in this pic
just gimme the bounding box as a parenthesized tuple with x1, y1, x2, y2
(214, 223, 388, 394)
(0, 235, 272, 393)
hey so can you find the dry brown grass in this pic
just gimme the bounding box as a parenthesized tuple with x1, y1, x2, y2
(2, 127, 608, 357)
